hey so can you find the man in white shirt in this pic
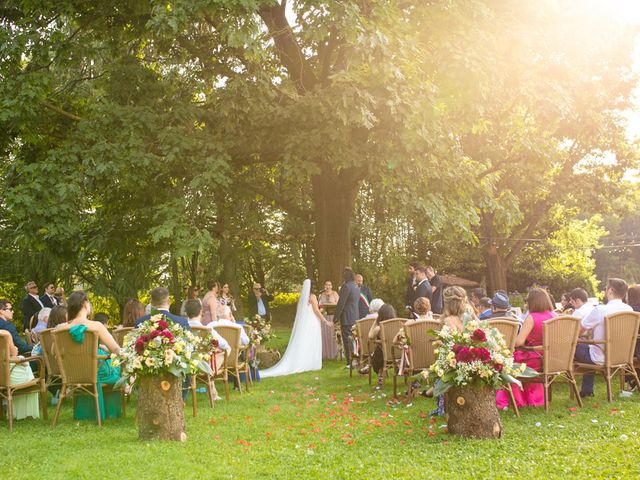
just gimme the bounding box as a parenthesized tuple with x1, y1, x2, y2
(574, 278, 632, 397)
(569, 288, 594, 320)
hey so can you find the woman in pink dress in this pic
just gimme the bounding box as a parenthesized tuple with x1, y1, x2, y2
(496, 288, 556, 409)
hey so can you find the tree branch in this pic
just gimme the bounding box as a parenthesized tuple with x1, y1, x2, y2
(236, 180, 312, 220)
(40, 100, 82, 121)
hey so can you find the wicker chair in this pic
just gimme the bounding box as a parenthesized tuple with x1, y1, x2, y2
(51, 328, 124, 426)
(39, 328, 62, 391)
(0, 331, 48, 429)
(378, 318, 406, 396)
(354, 317, 377, 384)
(488, 318, 522, 416)
(213, 325, 250, 394)
(112, 327, 134, 347)
(190, 326, 229, 413)
(574, 311, 640, 403)
(402, 320, 441, 397)
(513, 315, 583, 415)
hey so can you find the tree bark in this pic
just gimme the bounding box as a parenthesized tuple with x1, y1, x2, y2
(312, 171, 359, 287)
(137, 375, 186, 441)
(483, 243, 508, 295)
(445, 386, 502, 439)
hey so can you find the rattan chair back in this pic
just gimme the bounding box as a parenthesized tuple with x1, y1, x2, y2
(379, 319, 406, 363)
(0, 331, 11, 388)
(542, 315, 580, 374)
(487, 318, 519, 351)
(213, 326, 241, 369)
(356, 317, 376, 357)
(403, 320, 441, 371)
(39, 328, 61, 377)
(52, 328, 99, 385)
(605, 312, 640, 367)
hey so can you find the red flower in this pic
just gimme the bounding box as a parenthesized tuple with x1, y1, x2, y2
(471, 329, 487, 343)
(150, 330, 161, 339)
(134, 336, 147, 354)
(160, 330, 174, 342)
(471, 347, 491, 363)
(455, 347, 473, 363)
(157, 320, 169, 329)
(493, 363, 504, 372)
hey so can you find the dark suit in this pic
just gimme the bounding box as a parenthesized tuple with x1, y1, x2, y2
(413, 279, 433, 305)
(405, 276, 417, 309)
(20, 295, 43, 330)
(358, 284, 373, 320)
(40, 294, 58, 309)
(135, 309, 191, 331)
(335, 280, 360, 365)
(247, 292, 274, 321)
(0, 318, 32, 355)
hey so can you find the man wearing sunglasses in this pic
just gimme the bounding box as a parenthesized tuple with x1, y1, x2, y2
(20, 281, 44, 330)
(0, 299, 32, 355)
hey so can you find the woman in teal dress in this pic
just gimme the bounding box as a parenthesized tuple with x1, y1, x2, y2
(56, 291, 122, 420)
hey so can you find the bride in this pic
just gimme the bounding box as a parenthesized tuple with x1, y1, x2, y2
(261, 279, 327, 378)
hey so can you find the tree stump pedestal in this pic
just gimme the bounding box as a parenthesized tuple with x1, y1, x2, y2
(445, 386, 502, 439)
(137, 375, 186, 441)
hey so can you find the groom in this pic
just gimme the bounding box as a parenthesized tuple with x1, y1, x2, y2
(334, 267, 360, 368)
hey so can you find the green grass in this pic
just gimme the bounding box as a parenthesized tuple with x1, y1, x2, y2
(1, 360, 640, 479)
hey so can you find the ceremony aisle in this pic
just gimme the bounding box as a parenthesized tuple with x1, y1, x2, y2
(1, 357, 639, 479)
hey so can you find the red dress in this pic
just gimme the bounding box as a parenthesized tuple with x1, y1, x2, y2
(496, 310, 556, 409)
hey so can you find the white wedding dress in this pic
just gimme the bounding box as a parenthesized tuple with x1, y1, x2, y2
(261, 279, 322, 378)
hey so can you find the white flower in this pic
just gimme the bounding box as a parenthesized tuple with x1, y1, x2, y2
(145, 357, 156, 367)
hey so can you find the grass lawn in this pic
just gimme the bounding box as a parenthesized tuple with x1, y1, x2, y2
(1, 358, 639, 479)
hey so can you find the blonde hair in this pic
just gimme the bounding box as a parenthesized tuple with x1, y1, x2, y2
(442, 286, 468, 318)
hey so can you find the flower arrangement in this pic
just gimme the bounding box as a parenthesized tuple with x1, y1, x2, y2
(421, 320, 537, 395)
(244, 314, 274, 346)
(112, 314, 211, 384)
(395, 327, 410, 347)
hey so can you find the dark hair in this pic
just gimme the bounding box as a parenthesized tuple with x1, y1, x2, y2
(377, 304, 397, 323)
(0, 299, 10, 311)
(184, 299, 202, 319)
(342, 267, 356, 283)
(479, 297, 492, 308)
(627, 285, 640, 306)
(607, 278, 628, 299)
(415, 266, 428, 275)
(43, 282, 54, 290)
(526, 288, 554, 313)
(150, 287, 170, 307)
(187, 286, 199, 299)
(48, 305, 68, 327)
(409, 261, 420, 269)
(94, 313, 109, 325)
(207, 280, 220, 291)
(413, 297, 431, 315)
(569, 288, 588, 303)
(471, 288, 486, 300)
(67, 291, 89, 320)
(122, 299, 144, 328)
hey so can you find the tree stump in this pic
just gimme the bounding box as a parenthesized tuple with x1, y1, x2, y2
(137, 375, 187, 442)
(445, 386, 502, 439)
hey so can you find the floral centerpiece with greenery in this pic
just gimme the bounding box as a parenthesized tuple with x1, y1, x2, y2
(112, 314, 212, 384)
(244, 314, 274, 346)
(422, 320, 537, 396)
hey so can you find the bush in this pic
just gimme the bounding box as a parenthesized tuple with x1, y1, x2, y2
(270, 292, 300, 308)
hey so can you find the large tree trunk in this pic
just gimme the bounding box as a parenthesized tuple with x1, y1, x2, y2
(312, 171, 359, 287)
(446, 386, 502, 439)
(137, 375, 186, 441)
(483, 243, 508, 295)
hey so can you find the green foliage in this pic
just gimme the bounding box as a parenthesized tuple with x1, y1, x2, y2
(270, 292, 300, 309)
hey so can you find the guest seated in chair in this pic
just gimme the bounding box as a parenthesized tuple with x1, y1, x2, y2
(0, 331, 40, 420)
(496, 288, 556, 409)
(33, 307, 51, 335)
(367, 304, 397, 388)
(55, 291, 122, 420)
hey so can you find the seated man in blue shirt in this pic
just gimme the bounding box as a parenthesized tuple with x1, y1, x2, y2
(0, 299, 32, 355)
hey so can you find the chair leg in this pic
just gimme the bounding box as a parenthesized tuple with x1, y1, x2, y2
(368, 357, 372, 386)
(0, 395, 4, 421)
(604, 370, 613, 403)
(235, 369, 243, 394)
(543, 377, 549, 414)
(7, 391, 13, 431)
(244, 366, 250, 392)
(206, 377, 215, 408)
(41, 382, 49, 420)
(223, 373, 230, 401)
(392, 370, 398, 398)
(568, 373, 583, 408)
(191, 377, 197, 418)
(94, 386, 102, 427)
(52, 385, 66, 427)
(506, 384, 520, 417)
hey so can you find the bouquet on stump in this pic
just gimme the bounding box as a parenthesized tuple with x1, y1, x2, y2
(112, 314, 211, 441)
(420, 320, 537, 439)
